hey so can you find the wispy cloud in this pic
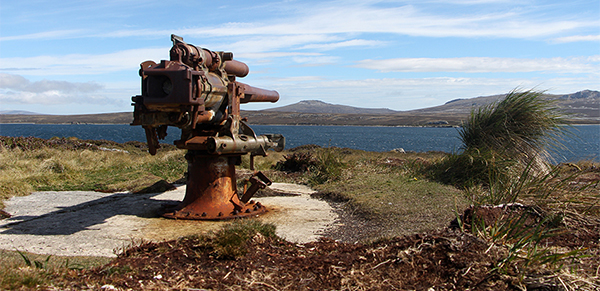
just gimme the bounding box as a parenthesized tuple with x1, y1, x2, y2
(0, 74, 102, 93)
(164, 5, 595, 41)
(355, 56, 600, 73)
(553, 34, 600, 43)
(5, 1, 596, 46)
(223, 34, 341, 53)
(0, 73, 109, 105)
(0, 29, 84, 41)
(268, 75, 599, 110)
(298, 39, 386, 50)
(237, 52, 324, 59)
(292, 55, 340, 66)
(0, 48, 167, 76)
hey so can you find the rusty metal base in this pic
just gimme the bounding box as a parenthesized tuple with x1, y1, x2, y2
(161, 153, 267, 220)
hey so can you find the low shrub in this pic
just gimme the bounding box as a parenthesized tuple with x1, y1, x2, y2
(273, 151, 317, 173)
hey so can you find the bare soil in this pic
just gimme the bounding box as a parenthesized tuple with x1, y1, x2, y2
(52, 201, 599, 291)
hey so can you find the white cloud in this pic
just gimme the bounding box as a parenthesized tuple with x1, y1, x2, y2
(0, 48, 168, 76)
(223, 34, 342, 53)
(121, 3, 597, 41)
(355, 56, 600, 73)
(86, 3, 593, 62)
(0, 73, 102, 92)
(554, 34, 600, 43)
(264, 75, 599, 111)
(298, 39, 386, 50)
(166, 8, 585, 41)
(0, 90, 109, 105)
(273, 76, 325, 82)
(291, 55, 340, 66)
(0, 29, 84, 41)
(6, 1, 596, 47)
(237, 52, 324, 59)
(0, 73, 110, 105)
(427, 0, 516, 3)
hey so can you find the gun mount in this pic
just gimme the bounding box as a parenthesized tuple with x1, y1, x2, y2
(131, 35, 284, 220)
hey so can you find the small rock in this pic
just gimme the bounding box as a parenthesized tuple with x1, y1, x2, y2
(0, 209, 10, 219)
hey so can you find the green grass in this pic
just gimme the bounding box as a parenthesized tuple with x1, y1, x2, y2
(0, 138, 186, 208)
(275, 146, 468, 238)
(0, 249, 111, 290)
(212, 219, 277, 258)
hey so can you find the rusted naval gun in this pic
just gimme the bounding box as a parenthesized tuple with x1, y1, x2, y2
(131, 34, 284, 220)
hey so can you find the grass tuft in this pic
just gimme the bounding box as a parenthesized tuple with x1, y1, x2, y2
(0, 249, 111, 290)
(432, 89, 570, 190)
(212, 219, 277, 259)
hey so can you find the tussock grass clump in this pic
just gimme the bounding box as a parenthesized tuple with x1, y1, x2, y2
(432, 89, 569, 191)
(309, 147, 347, 184)
(460, 90, 567, 162)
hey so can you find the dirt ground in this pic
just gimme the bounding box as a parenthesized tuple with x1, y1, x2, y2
(52, 199, 599, 291)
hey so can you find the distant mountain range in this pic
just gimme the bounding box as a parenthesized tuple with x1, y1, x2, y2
(0, 110, 47, 115)
(1, 90, 598, 126)
(412, 90, 599, 118)
(265, 100, 398, 115)
(266, 90, 599, 118)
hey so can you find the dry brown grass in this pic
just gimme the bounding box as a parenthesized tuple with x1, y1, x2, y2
(0, 138, 186, 208)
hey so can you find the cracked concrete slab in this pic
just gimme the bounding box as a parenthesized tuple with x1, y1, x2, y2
(0, 183, 335, 257)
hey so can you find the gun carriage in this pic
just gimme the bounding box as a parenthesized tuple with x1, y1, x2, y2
(131, 35, 284, 220)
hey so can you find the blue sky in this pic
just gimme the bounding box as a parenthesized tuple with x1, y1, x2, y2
(1, 0, 598, 114)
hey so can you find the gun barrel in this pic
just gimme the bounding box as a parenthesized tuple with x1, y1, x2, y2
(239, 82, 280, 103)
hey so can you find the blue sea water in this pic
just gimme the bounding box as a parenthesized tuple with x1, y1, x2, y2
(0, 123, 598, 162)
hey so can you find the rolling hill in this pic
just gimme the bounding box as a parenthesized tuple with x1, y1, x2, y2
(265, 100, 398, 115)
(1, 90, 597, 126)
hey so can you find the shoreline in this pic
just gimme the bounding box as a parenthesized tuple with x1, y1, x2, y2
(3, 122, 599, 127)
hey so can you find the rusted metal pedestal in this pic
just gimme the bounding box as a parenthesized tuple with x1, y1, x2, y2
(162, 152, 266, 220)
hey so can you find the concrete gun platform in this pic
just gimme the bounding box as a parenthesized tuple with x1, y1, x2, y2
(0, 183, 336, 257)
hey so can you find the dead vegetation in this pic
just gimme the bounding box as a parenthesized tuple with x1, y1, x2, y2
(51, 211, 597, 291)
